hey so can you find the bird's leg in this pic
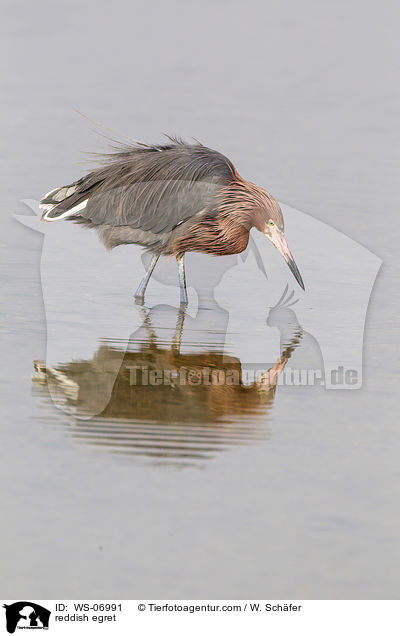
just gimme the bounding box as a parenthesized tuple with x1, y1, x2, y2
(134, 254, 159, 302)
(137, 304, 157, 344)
(172, 308, 186, 355)
(177, 255, 188, 305)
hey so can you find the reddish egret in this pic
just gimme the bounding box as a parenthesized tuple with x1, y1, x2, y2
(40, 137, 304, 304)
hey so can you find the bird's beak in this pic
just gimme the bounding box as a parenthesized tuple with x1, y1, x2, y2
(264, 226, 305, 290)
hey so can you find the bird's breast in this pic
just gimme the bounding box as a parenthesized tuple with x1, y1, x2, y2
(168, 213, 250, 257)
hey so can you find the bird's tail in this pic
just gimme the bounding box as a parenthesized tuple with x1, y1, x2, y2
(39, 181, 88, 221)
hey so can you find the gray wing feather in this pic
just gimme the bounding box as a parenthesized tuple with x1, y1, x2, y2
(79, 179, 222, 232)
(40, 141, 235, 233)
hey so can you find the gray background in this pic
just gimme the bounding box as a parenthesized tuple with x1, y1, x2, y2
(0, 0, 399, 598)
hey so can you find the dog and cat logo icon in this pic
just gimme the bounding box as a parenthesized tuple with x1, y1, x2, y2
(2, 603, 50, 633)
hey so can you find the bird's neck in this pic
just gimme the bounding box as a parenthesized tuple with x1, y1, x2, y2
(216, 177, 270, 231)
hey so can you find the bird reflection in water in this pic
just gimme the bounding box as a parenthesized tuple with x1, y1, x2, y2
(32, 299, 304, 465)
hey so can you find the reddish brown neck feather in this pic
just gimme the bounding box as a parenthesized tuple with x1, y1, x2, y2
(170, 174, 271, 257)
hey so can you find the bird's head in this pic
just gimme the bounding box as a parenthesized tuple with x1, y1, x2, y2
(259, 194, 305, 291)
(215, 177, 305, 290)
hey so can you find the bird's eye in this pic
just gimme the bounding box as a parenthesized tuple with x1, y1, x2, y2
(268, 220, 274, 226)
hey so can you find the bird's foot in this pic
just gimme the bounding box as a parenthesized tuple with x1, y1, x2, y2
(134, 293, 145, 306)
